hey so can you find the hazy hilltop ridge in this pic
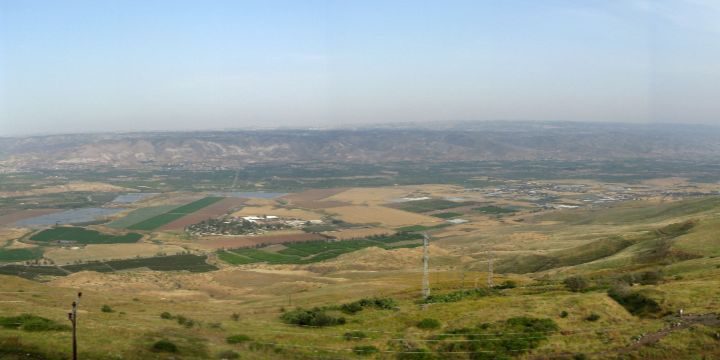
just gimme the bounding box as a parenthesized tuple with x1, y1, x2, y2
(1, 122, 719, 169)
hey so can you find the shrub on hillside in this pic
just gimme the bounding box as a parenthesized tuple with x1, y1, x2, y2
(217, 350, 240, 359)
(280, 307, 346, 327)
(353, 345, 379, 356)
(160, 312, 173, 319)
(431, 317, 558, 360)
(101, 305, 114, 313)
(226, 334, 252, 344)
(423, 288, 495, 303)
(417, 318, 441, 330)
(343, 331, 367, 340)
(563, 276, 590, 292)
(0, 314, 70, 332)
(396, 347, 434, 360)
(495, 280, 517, 289)
(340, 297, 398, 314)
(152, 339, 178, 353)
(585, 313, 600, 322)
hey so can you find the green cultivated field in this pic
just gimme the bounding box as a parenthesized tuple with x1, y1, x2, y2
(127, 197, 223, 231)
(0, 254, 216, 280)
(474, 205, 518, 214)
(432, 212, 462, 219)
(0, 248, 43, 263)
(219, 233, 424, 265)
(29, 227, 142, 244)
(395, 199, 475, 213)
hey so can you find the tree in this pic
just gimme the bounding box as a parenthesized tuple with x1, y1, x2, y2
(564, 276, 589, 292)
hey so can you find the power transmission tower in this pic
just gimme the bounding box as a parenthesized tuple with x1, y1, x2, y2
(67, 292, 82, 360)
(487, 256, 494, 288)
(421, 233, 430, 300)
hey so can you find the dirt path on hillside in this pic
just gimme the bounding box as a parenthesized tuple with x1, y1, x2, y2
(618, 313, 720, 352)
(532, 313, 720, 359)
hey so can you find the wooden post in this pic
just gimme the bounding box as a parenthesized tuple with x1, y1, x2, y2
(68, 292, 82, 360)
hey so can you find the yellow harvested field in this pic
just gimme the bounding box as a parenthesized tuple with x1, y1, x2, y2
(323, 227, 395, 240)
(325, 185, 462, 205)
(327, 205, 441, 227)
(230, 206, 325, 220)
(44, 243, 187, 264)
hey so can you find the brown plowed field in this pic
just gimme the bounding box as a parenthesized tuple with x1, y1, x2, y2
(159, 198, 247, 231)
(0, 209, 62, 225)
(198, 232, 327, 249)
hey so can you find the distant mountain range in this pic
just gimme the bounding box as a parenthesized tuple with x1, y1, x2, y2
(1, 121, 718, 169)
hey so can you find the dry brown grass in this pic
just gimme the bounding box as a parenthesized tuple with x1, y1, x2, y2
(43, 243, 187, 264)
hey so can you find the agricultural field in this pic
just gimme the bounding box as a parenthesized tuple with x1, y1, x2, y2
(0, 209, 62, 226)
(43, 243, 187, 265)
(15, 207, 127, 227)
(230, 206, 325, 221)
(197, 232, 327, 250)
(393, 198, 476, 213)
(322, 227, 394, 240)
(0, 247, 43, 263)
(29, 226, 143, 245)
(218, 232, 424, 265)
(106, 204, 180, 228)
(326, 205, 442, 227)
(0, 254, 216, 279)
(159, 197, 246, 231)
(127, 197, 224, 230)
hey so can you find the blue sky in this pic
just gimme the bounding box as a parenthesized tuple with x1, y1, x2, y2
(1, 0, 719, 135)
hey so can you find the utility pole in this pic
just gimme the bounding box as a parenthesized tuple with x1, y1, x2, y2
(421, 233, 430, 300)
(67, 291, 82, 360)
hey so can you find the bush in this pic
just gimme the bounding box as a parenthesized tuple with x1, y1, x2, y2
(396, 348, 433, 360)
(423, 288, 495, 303)
(559, 311, 569, 318)
(343, 331, 367, 340)
(231, 313, 240, 321)
(152, 339, 178, 353)
(585, 313, 600, 322)
(430, 317, 558, 359)
(0, 314, 70, 332)
(638, 270, 664, 285)
(226, 334, 252, 344)
(280, 308, 346, 327)
(417, 318, 441, 330)
(341, 297, 398, 314)
(217, 350, 240, 359)
(353, 345, 379, 356)
(563, 276, 589, 292)
(160, 312, 173, 319)
(101, 305, 114, 313)
(495, 280, 517, 289)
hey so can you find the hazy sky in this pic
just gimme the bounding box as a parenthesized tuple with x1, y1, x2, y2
(1, 0, 719, 135)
